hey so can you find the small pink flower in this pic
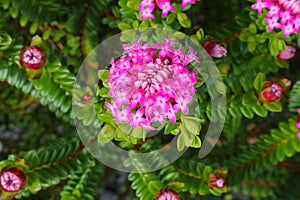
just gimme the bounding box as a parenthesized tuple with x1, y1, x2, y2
(19, 46, 46, 70)
(278, 45, 296, 60)
(157, 0, 175, 18)
(296, 108, 300, 114)
(156, 189, 181, 200)
(0, 167, 26, 192)
(209, 174, 226, 188)
(251, 0, 267, 14)
(204, 42, 227, 58)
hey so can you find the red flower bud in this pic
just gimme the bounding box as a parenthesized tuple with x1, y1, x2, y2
(209, 174, 226, 188)
(278, 45, 296, 60)
(81, 94, 92, 102)
(156, 189, 181, 200)
(19, 46, 46, 70)
(0, 167, 26, 192)
(204, 42, 227, 58)
(260, 81, 283, 102)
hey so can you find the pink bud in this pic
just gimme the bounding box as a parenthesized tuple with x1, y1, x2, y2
(0, 167, 26, 192)
(209, 174, 226, 188)
(278, 45, 296, 60)
(81, 94, 92, 102)
(204, 42, 227, 58)
(19, 46, 46, 70)
(260, 81, 283, 102)
(296, 108, 300, 114)
(156, 189, 181, 200)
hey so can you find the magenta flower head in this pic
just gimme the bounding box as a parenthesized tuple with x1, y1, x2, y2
(20, 46, 46, 70)
(209, 174, 226, 188)
(156, 189, 181, 200)
(278, 45, 296, 60)
(105, 38, 199, 130)
(0, 167, 26, 193)
(251, 0, 300, 37)
(204, 41, 227, 58)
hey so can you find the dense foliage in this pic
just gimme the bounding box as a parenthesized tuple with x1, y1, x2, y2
(0, 0, 299, 199)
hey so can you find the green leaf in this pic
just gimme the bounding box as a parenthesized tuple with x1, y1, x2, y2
(30, 21, 39, 35)
(177, 133, 185, 152)
(247, 41, 256, 52)
(132, 20, 139, 29)
(242, 92, 257, 106)
(26, 173, 41, 193)
(199, 181, 210, 195)
(98, 124, 116, 144)
(202, 166, 212, 180)
(0, 33, 12, 46)
(166, 182, 185, 192)
(190, 136, 202, 148)
(98, 69, 109, 82)
(251, 102, 268, 117)
(20, 14, 29, 27)
(177, 13, 191, 28)
(240, 105, 255, 119)
(253, 72, 266, 91)
(118, 22, 131, 31)
(148, 180, 163, 194)
(166, 13, 176, 24)
(164, 122, 180, 134)
(263, 101, 282, 112)
(248, 23, 257, 34)
(196, 28, 204, 41)
(1, 0, 10, 9)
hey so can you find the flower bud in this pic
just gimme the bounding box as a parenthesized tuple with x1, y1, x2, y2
(0, 167, 26, 192)
(19, 46, 46, 70)
(278, 45, 296, 60)
(260, 81, 283, 102)
(209, 174, 226, 188)
(81, 94, 92, 102)
(204, 42, 227, 58)
(156, 189, 181, 200)
(274, 77, 292, 90)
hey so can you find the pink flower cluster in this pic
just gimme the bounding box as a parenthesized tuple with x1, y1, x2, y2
(105, 38, 198, 130)
(296, 108, 300, 138)
(251, 0, 300, 37)
(139, 0, 200, 20)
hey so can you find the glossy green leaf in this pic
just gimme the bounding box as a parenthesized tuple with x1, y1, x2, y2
(177, 13, 191, 28)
